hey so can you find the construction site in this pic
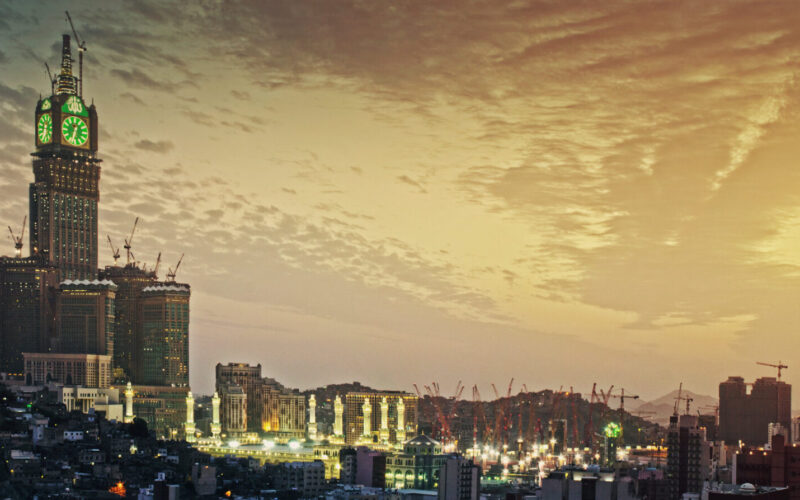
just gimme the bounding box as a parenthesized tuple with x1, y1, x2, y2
(411, 380, 675, 475)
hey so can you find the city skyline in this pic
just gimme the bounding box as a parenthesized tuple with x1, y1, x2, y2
(2, 1, 800, 399)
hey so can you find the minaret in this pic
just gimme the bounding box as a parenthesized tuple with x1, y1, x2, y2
(362, 398, 372, 440)
(308, 394, 318, 441)
(184, 391, 196, 443)
(124, 382, 134, 424)
(334, 395, 344, 440)
(396, 397, 406, 444)
(211, 391, 221, 441)
(379, 397, 390, 443)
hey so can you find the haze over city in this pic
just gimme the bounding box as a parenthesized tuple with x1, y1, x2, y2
(2, 0, 800, 399)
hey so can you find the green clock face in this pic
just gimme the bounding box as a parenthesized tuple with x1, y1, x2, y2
(61, 95, 88, 117)
(61, 115, 89, 146)
(40, 98, 52, 111)
(37, 114, 52, 144)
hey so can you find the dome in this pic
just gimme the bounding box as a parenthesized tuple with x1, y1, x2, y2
(740, 484, 756, 493)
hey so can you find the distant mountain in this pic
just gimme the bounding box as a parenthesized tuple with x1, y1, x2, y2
(631, 389, 718, 427)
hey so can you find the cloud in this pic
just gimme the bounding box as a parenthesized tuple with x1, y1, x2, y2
(134, 139, 174, 153)
(397, 175, 426, 194)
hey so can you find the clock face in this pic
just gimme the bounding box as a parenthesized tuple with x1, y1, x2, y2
(37, 114, 52, 144)
(40, 98, 52, 111)
(61, 95, 88, 117)
(61, 115, 89, 147)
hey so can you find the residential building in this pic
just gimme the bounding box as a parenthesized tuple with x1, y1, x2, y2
(719, 377, 791, 446)
(438, 457, 480, 500)
(734, 434, 800, 500)
(666, 414, 711, 500)
(23, 352, 111, 387)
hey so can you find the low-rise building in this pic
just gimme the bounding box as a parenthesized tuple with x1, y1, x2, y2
(273, 460, 327, 496)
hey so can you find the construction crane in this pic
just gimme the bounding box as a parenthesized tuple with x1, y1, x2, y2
(673, 382, 693, 415)
(166, 254, 184, 281)
(106, 235, 120, 265)
(608, 387, 640, 412)
(757, 360, 788, 380)
(124, 217, 139, 265)
(7, 216, 26, 258)
(44, 62, 55, 94)
(65, 11, 87, 97)
(152, 252, 162, 278)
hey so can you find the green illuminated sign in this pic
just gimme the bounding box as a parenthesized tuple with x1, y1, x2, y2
(604, 422, 621, 438)
(61, 95, 88, 117)
(41, 98, 51, 111)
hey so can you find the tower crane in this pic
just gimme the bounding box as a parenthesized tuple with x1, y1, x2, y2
(166, 253, 184, 282)
(757, 360, 788, 380)
(673, 382, 693, 415)
(608, 387, 640, 412)
(152, 252, 162, 278)
(44, 62, 55, 94)
(65, 11, 87, 97)
(106, 235, 120, 265)
(7, 216, 26, 258)
(124, 217, 139, 265)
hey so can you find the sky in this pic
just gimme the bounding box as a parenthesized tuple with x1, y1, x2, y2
(1, 0, 800, 400)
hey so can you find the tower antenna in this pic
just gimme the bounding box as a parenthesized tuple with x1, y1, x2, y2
(65, 11, 87, 97)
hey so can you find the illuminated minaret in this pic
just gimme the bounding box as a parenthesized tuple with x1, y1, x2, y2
(380, 396, 390, 443)
(308, 394, 318, 441)
(211, 391, 221, 441)
(334, 395, 344, 440)
(124, 382, 134, 423)
(396, 397, 406, 444)
(184, 391, 196, 443)
(362, 398, 372, 440)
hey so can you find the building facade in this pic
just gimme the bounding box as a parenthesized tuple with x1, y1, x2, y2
(720, 377, 791, 446)
(139, 283, 190, 386)
(53, 279, 116, 357)
(345, 391, 418, 446)
(220, 383, 247, 435)
(666, 414, 711, 500)
(0, 256, 57, 374)
(438, 457, 480, 500)
(735, 434, 800, 500)
(23, 352, 111, 387)
(385, 435, 448, 489)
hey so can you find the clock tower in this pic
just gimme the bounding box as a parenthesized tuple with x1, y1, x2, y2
(30, 34, 100, 280)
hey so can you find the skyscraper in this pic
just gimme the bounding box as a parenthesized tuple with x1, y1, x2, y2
(666, 414, 711, 500)
(30, 35, 100, 282)
(719, 376, 791, 445)
(139, 283, 190, 386)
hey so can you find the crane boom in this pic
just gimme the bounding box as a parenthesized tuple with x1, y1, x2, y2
(757, 361, 788, 380)
(124, 217, 139, 265)
(65, 11, 87, 97)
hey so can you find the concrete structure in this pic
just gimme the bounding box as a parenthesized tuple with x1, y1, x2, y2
(23, 352, 111, 387)
(184, 391, 196, 443)
(734, 434, 800, 500)
(97, 264, 155, 382)
(211, 391, 221, 440)
(309, 394, 318, 440)
(666, 414, 711, 500)
(541, 467, 636, 500)
(191, 463, 217, 496)
(345, 391, 418, 446)
(139, 283, 190, 386)
(220, 383, 247, 434)
(0, 256, 57, 374)
(124, 381, 134, 423)
(385, 435, 448, 489)
(708, 484, 790, 500)
(215, 362, 306, 438)
(437, 457, 480, 500)
(130, 385, 190, 439)
(58, 385, 122, 421)
(273, 460, 327, 496)
(356, 447, 386, 488)
(720, 377, 791, 446)
(53, 279, 116, 357)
